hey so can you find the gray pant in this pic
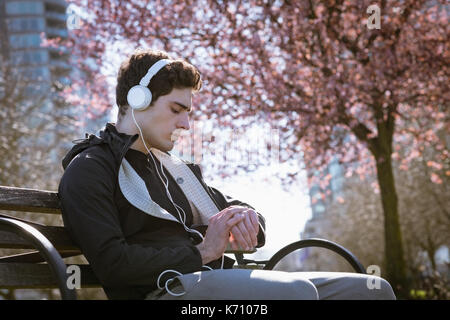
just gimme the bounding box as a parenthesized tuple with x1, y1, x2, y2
(145, 269, 396, 300)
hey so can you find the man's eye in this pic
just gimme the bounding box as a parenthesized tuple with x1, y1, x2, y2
(171, 108, 180, 114)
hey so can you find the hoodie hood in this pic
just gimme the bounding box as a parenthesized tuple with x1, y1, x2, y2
(62, 123, 139, 170)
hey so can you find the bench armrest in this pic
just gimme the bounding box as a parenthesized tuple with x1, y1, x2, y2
(0, 217, 77, 300)
(261, 238, 366, 273)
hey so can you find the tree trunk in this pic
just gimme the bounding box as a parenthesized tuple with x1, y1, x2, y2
(374, 148, 409, 297)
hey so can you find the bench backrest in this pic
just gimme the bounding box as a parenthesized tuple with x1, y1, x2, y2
(0, 185, 100, 291)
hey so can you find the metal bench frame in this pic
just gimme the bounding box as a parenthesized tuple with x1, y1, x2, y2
(0, 185, 366, 300)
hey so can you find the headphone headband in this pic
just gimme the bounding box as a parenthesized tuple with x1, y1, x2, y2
(127, 58, 173, 111)
(139, 59, 172, 87)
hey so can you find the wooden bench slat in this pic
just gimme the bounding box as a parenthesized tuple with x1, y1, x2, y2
(0, 263, 100, 288)
(0, 229, 77, 250)
(0, 186, 61, 214)
(0, 250, 82, 263)
(0, 214, 77, 250)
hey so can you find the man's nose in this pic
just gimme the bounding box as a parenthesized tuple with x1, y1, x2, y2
(177, 113, 190, 131)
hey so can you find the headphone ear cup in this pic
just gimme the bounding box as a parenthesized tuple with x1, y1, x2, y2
(127, 85, 152, 111)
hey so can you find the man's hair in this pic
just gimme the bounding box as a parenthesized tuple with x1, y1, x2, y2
(115, 49, 202, 118)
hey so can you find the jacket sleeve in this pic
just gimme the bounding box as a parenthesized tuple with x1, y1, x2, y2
(189, 164, 266, 248)
(58, 152, 203, 288)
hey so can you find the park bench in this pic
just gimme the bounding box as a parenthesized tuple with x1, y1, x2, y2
(0, 185, 366, 300)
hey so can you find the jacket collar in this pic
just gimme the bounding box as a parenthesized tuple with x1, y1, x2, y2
(62, 122, 139, 170)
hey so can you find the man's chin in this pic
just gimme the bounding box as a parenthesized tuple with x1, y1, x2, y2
(157, 141, 174, 152)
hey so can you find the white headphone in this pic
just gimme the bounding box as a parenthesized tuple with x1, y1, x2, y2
(126, 58, 172, 111)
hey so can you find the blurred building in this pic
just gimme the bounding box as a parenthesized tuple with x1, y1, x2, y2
(0, 0, 73, 170)
(0, 0, 71, 90)
(0, 0, 108, 177)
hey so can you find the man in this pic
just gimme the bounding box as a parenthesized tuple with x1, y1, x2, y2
(58, 49, 396, 300)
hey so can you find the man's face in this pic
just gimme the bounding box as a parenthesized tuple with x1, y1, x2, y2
(135, 87, 192, 152)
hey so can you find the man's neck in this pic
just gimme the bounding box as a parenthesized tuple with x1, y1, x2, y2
(115, 119, 148, 154)
(115, 118, 135, 135)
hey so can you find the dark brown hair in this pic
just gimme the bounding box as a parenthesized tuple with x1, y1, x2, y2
(115, 49, 202, 117)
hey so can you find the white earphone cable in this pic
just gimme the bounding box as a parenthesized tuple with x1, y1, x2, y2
(132, 109, 204, 240)
(132, 109, 225, 298)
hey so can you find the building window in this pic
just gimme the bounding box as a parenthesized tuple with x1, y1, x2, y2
(31, 66, 50, 80)
(9, 33, 42, 49)
(19, 66, 51, 81)
(11, 50, 49, 65)
(5, 1, 44, 15)
(7, 18, 46, 32)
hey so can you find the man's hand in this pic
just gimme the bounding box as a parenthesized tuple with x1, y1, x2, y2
(195, 207, 245, 264)
(228, 206, 260, 251)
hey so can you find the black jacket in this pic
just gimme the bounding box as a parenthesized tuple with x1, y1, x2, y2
(58, 123, 266, 299)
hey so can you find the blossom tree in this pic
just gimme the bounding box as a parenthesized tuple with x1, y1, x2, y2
(58, 0, 449, 295)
